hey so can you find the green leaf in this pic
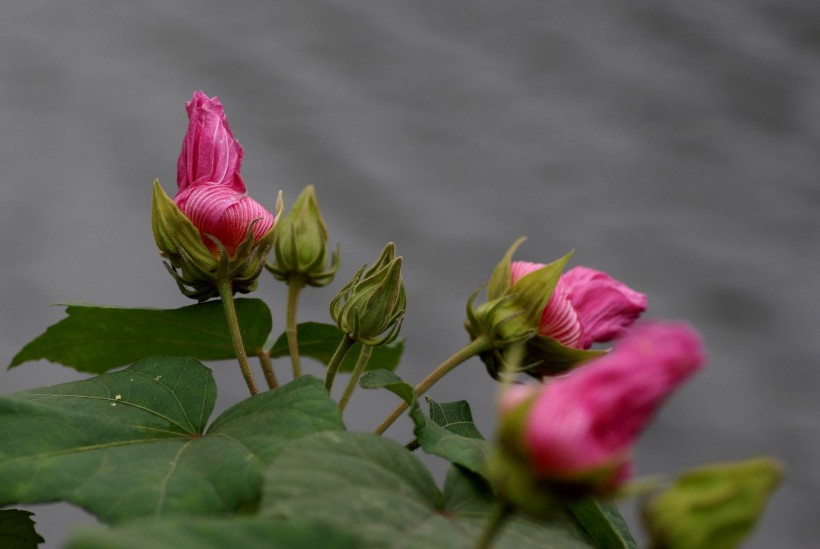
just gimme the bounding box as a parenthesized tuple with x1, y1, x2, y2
(0, 359, 343, 523)
(261, 431, 595, 548)
(0, 510, 44, 549)
(358, 368, 415, 404)
(410, 398, 493, 477)
(428, 398, 486, 440)
(68, 517, 360, 549)
(9, 299, 272, 374)
(268, 322, 404, 373)
(566, 499, 638, 549)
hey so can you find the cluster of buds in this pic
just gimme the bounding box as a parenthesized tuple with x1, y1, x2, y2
(151, 91, 281, 301)
(267, 184, 339, 287)
(489, 322, 706, 515)
(466, 238, 647, 378)
(330, 243, 405, 346)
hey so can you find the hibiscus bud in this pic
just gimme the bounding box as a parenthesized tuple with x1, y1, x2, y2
(267, 184, 339, 287)
(151, 91, 281, 301)
(642, 457, 782, 549)
(330, 243, 406, 346)
(490, 323, 705, 511)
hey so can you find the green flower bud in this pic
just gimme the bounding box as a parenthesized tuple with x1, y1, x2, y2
(330, 243, 406, 346)
(151, 181, 282, 301)
(267, 184, 339, 287)
(642, 457, 783, 549)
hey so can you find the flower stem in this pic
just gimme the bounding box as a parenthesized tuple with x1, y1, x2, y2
(286, 275, 306, 379)
(324, 334, 356, 392)
(338, 344, 373, 412)
(257, 349, 279, 390)
(373, 336, 491, 435)
(217, 278, 258, 396)
(475, 503, 511, 549)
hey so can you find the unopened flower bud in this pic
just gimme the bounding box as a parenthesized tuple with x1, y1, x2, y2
(330, 243, 406, 346)
(267, 184, 339, 287)
(489, 323, 705, 513)
(642, 457, 782, 549)
(151, 91, 281, 301)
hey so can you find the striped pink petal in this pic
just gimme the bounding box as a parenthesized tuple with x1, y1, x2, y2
(175, 184, 273, 256)
(510, 261, 647, 349)
(177, 91, 245, 193)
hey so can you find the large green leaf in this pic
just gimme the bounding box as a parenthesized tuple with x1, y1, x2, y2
(0, 510, 44, 549)
(0, 359, 343, 523)
(268, 322, 404, 373)
(68, 518, 360, 549)
(9, 299, 272, 373)
(261, 431, 594, 548)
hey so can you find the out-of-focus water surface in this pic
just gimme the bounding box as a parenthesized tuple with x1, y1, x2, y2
(2, 1, 818, 547)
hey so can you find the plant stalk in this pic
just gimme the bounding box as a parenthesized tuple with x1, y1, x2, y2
(373, 335, 491, 435)
(338, 344, 373, 412)
(257, 349, 279, 390)
(475, 503, 511, 549)
(286, 275, 306, 378)
(217, 278, 258, 396)
(324, 334, 356, 392)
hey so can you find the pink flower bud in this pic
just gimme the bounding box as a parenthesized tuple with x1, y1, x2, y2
(520, 322, 705, 491)
(511, 261, 647, 349)
(173, 91, 274, 257)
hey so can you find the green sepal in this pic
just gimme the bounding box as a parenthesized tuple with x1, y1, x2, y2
(151, 180, 217, 273)
(487, 236, 526, 301)
(509, 251, 572, 328)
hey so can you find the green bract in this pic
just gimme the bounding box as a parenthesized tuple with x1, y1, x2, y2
(330, 243, 406, 346)
(151, 181, 282, 301)
(267, 184, 339, 287)
(642, 458, 783, 549)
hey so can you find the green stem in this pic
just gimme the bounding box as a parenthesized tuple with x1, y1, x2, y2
(373, 336, 491, 435)
(324, 334, 356, 392)
(338, 344, 373, 412)
(257, 349, 279, 390)
(217, 278, 258, 396)
(286, 276, 306, 379)
(475, 503, 512, 549)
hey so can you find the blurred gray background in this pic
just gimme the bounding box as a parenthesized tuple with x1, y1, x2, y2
(2, 1, 818, 547)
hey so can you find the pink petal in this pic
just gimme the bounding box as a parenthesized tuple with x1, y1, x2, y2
(523, 322, 705, 486)
(177, 91, 245, 193)
(175, 184, 274, 256)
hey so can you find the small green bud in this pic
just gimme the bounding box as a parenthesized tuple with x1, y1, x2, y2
(267, 185, 339, 287)
(151, 181, 282, 301)
(330, 243, 406, 346)
(642, 457, 783, 549)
